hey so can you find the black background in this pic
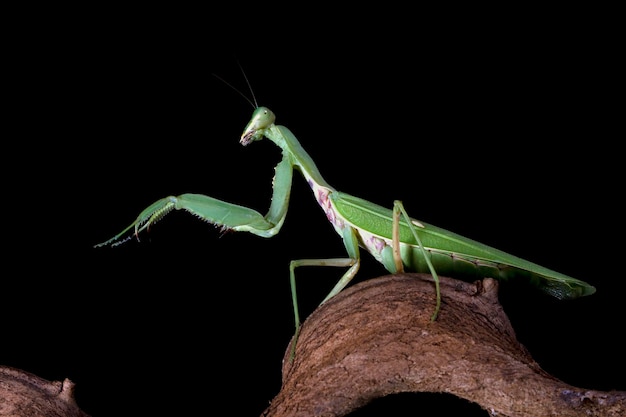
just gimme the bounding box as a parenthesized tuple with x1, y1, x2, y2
(4, 7, 623, 416)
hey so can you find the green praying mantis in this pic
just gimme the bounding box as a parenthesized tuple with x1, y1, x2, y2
(95, 78, 596, 356)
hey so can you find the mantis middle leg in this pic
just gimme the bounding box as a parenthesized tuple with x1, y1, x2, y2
(287, 200, 441, 359)
(288, 225, 361, 358)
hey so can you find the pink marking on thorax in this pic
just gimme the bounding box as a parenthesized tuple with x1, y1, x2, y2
(307, 178, 391, 263)
(308, 179, 344, 230)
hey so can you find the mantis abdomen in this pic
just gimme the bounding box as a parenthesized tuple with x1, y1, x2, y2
(330, 191, 595, 300)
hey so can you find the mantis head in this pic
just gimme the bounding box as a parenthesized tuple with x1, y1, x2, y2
(240, 106, 276, 146)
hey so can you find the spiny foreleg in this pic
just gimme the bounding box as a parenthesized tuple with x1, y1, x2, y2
(94, 193, 283, 248)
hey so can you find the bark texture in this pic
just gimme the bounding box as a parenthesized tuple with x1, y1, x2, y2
(0, 366, 90, 417)
(261, 273, 626, 417)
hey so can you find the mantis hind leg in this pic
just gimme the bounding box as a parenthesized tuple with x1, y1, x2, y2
(393, 200, 441, 321)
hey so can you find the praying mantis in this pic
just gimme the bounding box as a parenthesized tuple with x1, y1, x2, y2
(95, 79, 596, 356)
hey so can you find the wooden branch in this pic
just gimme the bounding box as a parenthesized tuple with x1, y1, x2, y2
(0, 366, 90, 417)
(261, 273, 626, 417)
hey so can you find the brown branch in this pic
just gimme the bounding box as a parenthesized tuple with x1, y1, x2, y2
(0, 366, 90, 417)
(261, 273, 626, 417)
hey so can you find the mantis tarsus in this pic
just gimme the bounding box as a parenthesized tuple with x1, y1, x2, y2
(95, 84, 596, 357)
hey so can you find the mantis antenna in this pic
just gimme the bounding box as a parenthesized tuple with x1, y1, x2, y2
(212, 61, 258, 109)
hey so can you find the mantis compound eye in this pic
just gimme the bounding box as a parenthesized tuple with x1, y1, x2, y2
(256, 106, 276, 126)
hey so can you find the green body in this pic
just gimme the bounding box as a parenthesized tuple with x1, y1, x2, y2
(95, 106, 595, 353)
(330, 192, 591, 300)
